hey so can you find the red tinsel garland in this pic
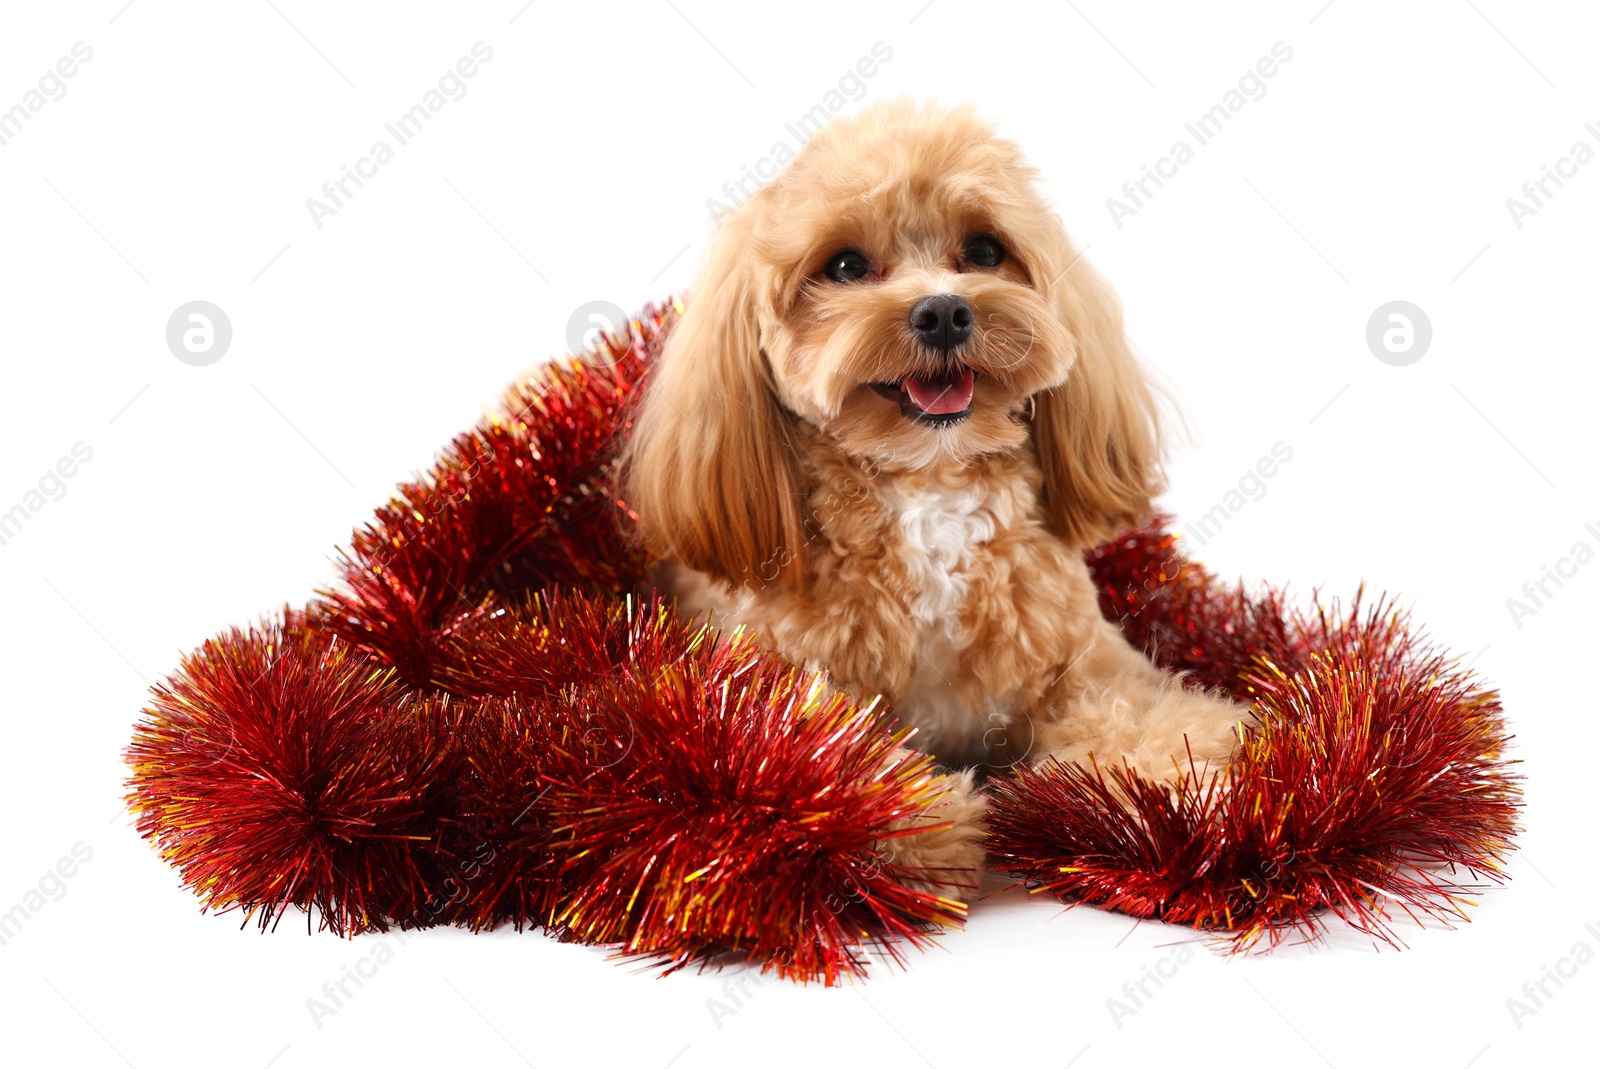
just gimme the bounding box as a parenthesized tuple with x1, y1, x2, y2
(988, 536, 1519, 949)
(125, 300, 1521, 980)
(125, 612, 460, 934)
(314, 323, 657, 688)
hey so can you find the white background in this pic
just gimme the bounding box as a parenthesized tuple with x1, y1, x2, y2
(1, 1, 1595, 1066)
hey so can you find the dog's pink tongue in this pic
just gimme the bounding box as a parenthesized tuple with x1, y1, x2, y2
(902, 368, 975, 415)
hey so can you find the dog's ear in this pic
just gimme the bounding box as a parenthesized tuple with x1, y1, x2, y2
(623, 207, 807, 589)
(1031, 238, 1164, 547)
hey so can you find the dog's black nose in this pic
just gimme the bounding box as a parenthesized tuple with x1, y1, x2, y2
(909, 294, 973, 351)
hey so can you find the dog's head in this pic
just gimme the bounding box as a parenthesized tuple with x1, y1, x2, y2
(626, 99, 1162, 587)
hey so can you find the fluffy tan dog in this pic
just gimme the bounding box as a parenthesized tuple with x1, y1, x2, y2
(625, 99, 1248, 900)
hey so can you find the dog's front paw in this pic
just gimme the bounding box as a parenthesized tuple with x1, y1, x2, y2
(875, 766, 988, 902)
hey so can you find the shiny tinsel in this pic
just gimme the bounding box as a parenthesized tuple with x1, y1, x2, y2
(989, 520, 1520, 949)
(127, 301, 1521, 976)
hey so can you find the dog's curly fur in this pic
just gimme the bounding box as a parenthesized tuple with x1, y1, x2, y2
(624, 99, 1249, 900)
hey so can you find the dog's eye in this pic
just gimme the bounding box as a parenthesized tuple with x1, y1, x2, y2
(824, 249, 871, 283)
(963, 234, 1005, 268)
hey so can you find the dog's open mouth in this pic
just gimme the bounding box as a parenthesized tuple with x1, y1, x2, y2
(871, 367, 976, 425)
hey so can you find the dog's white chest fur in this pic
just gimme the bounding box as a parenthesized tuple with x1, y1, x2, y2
(877, 479, 993, 621)
(876, 477, 1005, 759)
